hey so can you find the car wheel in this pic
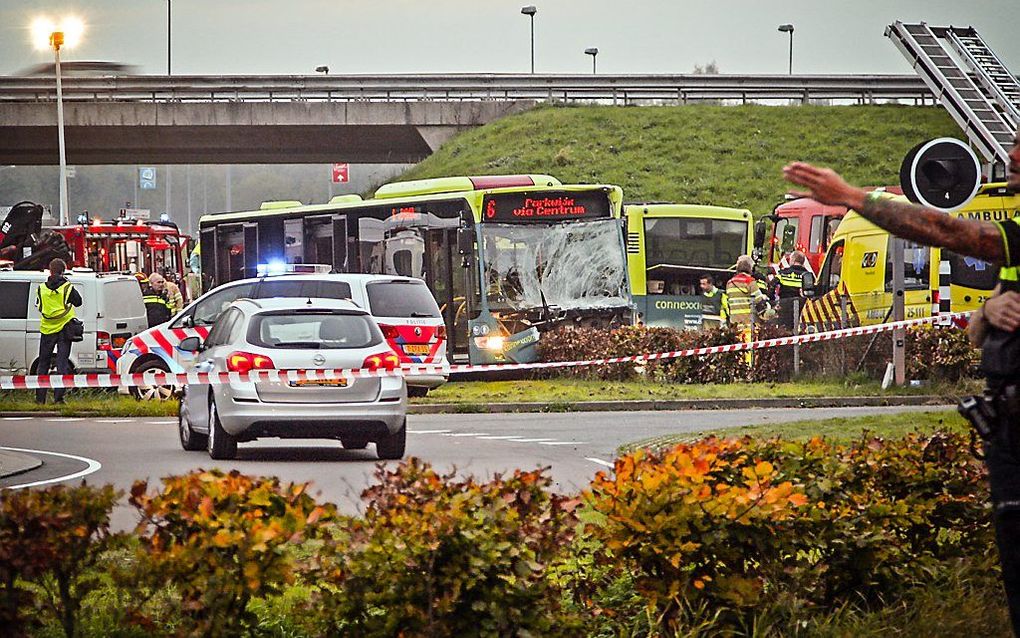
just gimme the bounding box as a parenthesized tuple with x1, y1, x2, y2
(340, 437, 368, 450)
(131, 360, 175, 401)
(407, 386, 429, 398)
(178, 387, 207, 451)
(207, 395, 237, 460)
(375, 418, 407, 460)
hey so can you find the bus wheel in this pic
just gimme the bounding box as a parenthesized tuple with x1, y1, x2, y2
(131, 360, 175, 401)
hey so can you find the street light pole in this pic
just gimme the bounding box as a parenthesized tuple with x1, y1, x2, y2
(52, 32, 69, 225)
(778, 24, 794, 74)
(521, 6, 537, 73)
(585, 47, 599, 75)
(167, 0, 172, 75)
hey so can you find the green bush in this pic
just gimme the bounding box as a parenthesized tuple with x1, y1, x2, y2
(0, 483, 124, 638)
(322, 458, 582, 637)
(539, 322, 978, 384)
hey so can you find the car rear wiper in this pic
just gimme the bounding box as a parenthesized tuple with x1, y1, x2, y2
(409, 312, 435, 318)
(271, 342, 322, 348)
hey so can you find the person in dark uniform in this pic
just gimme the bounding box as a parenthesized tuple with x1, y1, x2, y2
(776, 251, 810, 329)
(699, 274, 728, 327)
(783, 127, 1020, 635)
(35, 258, 82, 404)
(142, 280, 172, 328)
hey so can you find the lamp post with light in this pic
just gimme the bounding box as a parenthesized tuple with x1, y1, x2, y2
(33, 17, 83, 226)
(585, 47, 599, 74)
(778, 24, 794, 74)
(521, 6, 537, 73)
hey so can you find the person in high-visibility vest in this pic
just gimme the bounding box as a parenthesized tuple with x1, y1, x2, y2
(699, 274, 728, 327)
(725, 255, 771, 326)
(149, 272, 183, 315)
(142, 279, 173, 328)
(776, 251, 810, 329)
(35, 258, 82, 404)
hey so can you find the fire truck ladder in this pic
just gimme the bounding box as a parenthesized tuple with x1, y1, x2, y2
(886, 21, 1017, 171)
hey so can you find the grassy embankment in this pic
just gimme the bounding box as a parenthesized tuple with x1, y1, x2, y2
(398, 103, 961, 215)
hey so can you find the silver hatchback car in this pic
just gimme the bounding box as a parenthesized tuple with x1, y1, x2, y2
(177, 297, 408, 460)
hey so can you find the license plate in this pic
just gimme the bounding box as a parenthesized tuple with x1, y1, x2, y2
(403, 344, 431, 356)
(289, 378, 348, 388)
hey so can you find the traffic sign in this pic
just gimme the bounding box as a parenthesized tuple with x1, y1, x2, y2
(331, 163, 349, 184)
(139, 166, 157, 190)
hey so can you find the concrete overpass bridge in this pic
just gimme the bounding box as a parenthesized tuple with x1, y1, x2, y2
(0, 74, 933, 165)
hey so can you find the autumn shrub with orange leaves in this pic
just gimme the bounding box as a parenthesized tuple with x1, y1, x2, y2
(583, 431, 991, 632)
(127, 469, 337, 637)
(321, 458, 583, 637)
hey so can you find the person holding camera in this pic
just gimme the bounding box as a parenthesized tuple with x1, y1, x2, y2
(35, 257, 82, 404)
(783, 128, 1020, 634)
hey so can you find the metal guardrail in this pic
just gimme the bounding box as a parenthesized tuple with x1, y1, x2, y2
(0, 74, 934, 105)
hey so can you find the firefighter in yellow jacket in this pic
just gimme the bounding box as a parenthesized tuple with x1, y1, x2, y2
(35, 258, 82, 404)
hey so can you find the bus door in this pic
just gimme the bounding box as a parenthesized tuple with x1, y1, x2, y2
(213, 223, 251, 284)
(424, 226, 469, 356)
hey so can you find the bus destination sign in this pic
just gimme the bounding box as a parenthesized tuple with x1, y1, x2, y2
(482, 190, 610, 223)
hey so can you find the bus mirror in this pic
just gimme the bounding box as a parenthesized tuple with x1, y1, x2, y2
(457, 227, 473, 255)
(801, 272, 816, 298)
(781, 225, 797, 254)
(753, 220, 767, 250)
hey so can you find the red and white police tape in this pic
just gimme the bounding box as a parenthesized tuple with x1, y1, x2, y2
(0, 312, 972, 391)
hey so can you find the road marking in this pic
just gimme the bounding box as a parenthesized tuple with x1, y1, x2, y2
(147, 421, 176, 425)
(511, 438, 555, 443)
(538, 441, 586, 446)
(2, 417, 31, 421)
(1, 446, 102, 490)
(475, 435, 527, 440)
(585, 457, 615, 469)
(97, 419, 128, 423)
(409, 429, 451, 435)
(444, 432, 489, 437)
(52, 417, 84, 422)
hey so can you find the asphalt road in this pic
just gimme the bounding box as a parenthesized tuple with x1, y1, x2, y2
(1, 406, 947, 531)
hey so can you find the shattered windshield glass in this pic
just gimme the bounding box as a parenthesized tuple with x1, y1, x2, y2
(481, 219, 628, 312)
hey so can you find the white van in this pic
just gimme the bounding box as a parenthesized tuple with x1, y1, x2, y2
(0, 268, 148, 374)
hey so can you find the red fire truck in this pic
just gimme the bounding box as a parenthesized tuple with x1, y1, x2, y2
(0, 202, 192, 298)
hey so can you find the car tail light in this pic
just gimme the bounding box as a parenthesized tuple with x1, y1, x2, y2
(226, 351, 276, 374)
(362, 352, 400, 371)
(378, 324, 400, 340)
(436, 325, 447, 340)
(97, 331, 111, 349)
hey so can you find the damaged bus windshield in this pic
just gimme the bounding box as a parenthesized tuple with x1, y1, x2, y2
(481, 220, 628, 312)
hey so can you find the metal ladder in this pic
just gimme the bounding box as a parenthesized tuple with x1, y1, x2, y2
(886, 21, 1017, 169)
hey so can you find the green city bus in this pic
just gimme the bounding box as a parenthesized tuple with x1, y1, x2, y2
(199, 175, 632, 365)
(625, 204, 754, 329)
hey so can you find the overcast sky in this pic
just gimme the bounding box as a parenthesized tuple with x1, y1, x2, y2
(0, 0, 1017, 77)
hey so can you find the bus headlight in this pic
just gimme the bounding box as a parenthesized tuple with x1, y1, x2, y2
(473, 335, 506, 351)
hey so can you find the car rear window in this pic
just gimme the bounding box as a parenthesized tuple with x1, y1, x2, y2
(257, 280, 352, 300)
(248, 311, 381, 349)
(366, 281, 441, 318)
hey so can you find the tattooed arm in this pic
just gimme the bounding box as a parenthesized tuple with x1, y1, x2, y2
(782, 162, 1006, 263)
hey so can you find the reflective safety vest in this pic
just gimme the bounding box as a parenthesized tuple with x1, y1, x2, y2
(37, 281, 76, 335)
(143, 293, 172, 327)
(777, 265, 808, 299)
(702, 288, 729, 320)
(725, 274, 767, 325)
